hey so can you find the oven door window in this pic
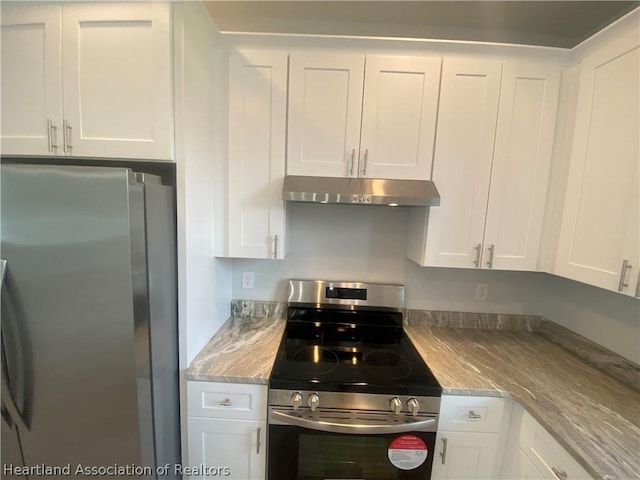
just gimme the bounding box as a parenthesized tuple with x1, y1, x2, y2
(268, 426, 435, 480)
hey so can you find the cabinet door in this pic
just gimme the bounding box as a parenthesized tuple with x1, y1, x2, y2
(228, 49, 288, 259)
(431, 431, 500, 480)
(519, 411, 593, 480)
(422, 58, 502, 267)
(555, 32, 639, 294)
(1, 4, 63, 155)
(61, 3, 173, 160)
(188, 417, 265, 480)
(483, 61, 560, 271)
(287, 53, 365, 177)
(518, 448, 546, 480)
(359, 55, 441, 180)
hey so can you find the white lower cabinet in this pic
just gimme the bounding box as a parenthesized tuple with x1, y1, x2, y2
(501, 404, 593, 480)
(518, 410, 592, 480)
(516, 448, 546, 479)
(431, 431, 500, 479)
(186, 381, 267, 480)
(432, 395, 507, 480)
(187, 418, 265, 480)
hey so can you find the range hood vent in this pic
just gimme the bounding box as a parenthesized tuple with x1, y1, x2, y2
(282, 175, 440, 207)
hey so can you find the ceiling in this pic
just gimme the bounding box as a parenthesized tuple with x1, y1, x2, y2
(204, 1, 639, 48)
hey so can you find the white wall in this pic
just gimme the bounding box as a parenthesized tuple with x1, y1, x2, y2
(534, 275, 640, 364)
(174, 2, 232, 369)
(232, 203, 407, 299)
(231, 203, 639, 363)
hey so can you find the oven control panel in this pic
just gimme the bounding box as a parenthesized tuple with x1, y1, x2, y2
(269, 389, 441, 417)
(325, 286, 367, 300)
(288, 280, 404, 310)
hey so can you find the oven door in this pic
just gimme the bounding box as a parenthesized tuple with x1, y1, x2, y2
(268, 409, 437, 480)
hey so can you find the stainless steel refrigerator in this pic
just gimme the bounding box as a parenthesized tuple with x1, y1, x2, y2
(1, 163, 180, 479)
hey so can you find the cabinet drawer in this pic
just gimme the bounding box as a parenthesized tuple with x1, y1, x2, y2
(187, 381, 267, 421)
(520, 412, 593, 480)
(438, 395, 506, 433)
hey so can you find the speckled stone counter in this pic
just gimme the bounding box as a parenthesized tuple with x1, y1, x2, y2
(185, 316, 285, 384)
(405, 326, 640, 480)
(186, 306, 640, 479)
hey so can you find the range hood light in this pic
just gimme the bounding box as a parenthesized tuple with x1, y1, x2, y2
(388, 203, 398, 207)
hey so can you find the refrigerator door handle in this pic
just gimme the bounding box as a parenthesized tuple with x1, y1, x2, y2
(0, 259, 29, 431)
(0, 362, 26, 431)
(1, 404, 13, 428)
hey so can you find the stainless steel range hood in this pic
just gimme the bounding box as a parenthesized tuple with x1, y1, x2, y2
(282, 175, 440, 207)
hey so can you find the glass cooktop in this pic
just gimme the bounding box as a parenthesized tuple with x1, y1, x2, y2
(269, 307, 442, 397)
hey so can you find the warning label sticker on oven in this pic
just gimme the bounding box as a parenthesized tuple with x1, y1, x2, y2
(387, 435, 428, 470)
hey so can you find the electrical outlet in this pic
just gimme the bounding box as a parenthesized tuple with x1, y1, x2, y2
(475, 283, 489, 301)
(241, 271, 254, 289)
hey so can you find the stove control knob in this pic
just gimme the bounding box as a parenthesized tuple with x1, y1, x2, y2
(407, 397, 420, 416)
(308, 393, 320, 412)
(291, 392, 303, 411)
(390, 396, 402, 416)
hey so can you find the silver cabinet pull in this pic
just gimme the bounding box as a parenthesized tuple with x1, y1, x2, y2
(63, 119, 73, 153)
(635, 270, 640, 298)
(486, 244, 495, 269)
(256, 427, 262, 454)
(219, 398, 231, 407)
(440, 437, 448, 465)
(551, 467, 568, 480)
(468, 410, 481, 419)
(473, 243, 482, 268)
(349, 148, 355, 176)
(361, 149, 369, 176)
(273, 234, 279, 259)
(47, 119, 58, 152)
(618, 259, 632, 292)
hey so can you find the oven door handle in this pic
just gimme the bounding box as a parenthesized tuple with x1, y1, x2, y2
(271, 410, 437, 434)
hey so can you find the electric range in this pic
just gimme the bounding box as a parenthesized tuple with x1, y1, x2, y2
(267, 280, 442, 480)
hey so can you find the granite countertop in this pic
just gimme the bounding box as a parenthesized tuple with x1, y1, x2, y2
(185, 308, 640, 480)
(404, 326, 640, 480)
(185, 316, 285, 383)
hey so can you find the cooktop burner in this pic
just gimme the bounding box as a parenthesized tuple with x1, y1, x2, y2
(269, 281, 442, 397)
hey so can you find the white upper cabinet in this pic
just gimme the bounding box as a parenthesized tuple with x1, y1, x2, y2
(409, 58, 502, 268)
(227, 49, 288, 259)
(408, 58, 560, 270)
(61, 3, 173, 160)
(1, 4, 63, 155)
(359, 55, 442, 179)
(287, 53, 365, 177)
(1, 2, 173, 160)
(555, 28, 639, 296)
(287, 52, 441, 180)
(484, 62, 561, 270)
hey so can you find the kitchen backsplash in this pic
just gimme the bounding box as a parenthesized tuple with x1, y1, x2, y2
(404, 310, 541, 330)
(230, 299, 540, 330)
(231, 300, 286, 319)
